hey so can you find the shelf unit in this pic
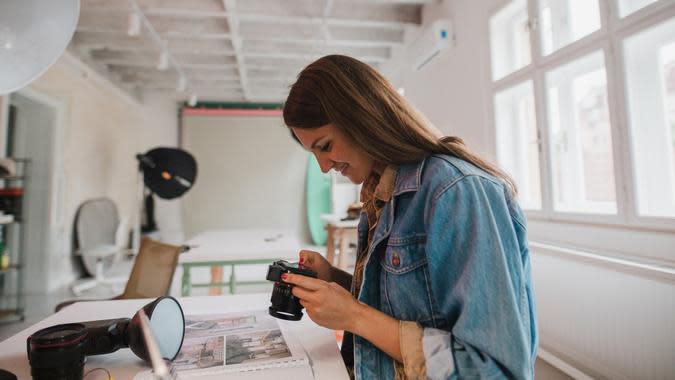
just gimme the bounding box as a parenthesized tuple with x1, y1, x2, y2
(0, 158, 29, 323)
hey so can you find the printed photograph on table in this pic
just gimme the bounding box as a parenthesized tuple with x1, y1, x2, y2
(166, 309, 308, 377)
(225, 329, 291, 365)
(173, 336, 225, 370)
(184, 313, 259, 338)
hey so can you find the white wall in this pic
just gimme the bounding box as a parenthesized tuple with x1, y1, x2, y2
(389, 0, 675, 378)
(1, 52, 182, 292)
(383, 0, 496, 159)
(181, 115, 308, 242)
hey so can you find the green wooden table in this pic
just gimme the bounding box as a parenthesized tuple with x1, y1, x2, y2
(179, 229, 301, 296)
(181, 258, 283, 295)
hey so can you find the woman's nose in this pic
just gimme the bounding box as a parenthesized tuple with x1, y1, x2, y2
(315, 154, 333, 173)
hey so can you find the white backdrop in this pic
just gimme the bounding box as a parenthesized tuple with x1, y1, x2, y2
(181, 114, 309, 242)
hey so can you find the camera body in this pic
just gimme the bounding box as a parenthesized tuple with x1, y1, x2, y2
(266, 260, 317, 321)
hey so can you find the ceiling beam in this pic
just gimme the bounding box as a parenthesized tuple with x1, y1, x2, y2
(365, 0, 431, 3)
(243, 51, 388, 63)
(79, 8, 417, 30)
(85, 44, 236, 57)
(74, 27, 402, 48)
(246, 36, 401, 48)
(162, 32, 232, 40)
(238, 13, 407, 30)
(108, 65, 242, 80)
(75, 27, 232, 41)
(223, 0, 250, 101)
(177, 32, 403, 46)
(72, 32, 235, 53)
(85, 44, 389, 63)
(103, 59, 238, 70)
(141, 83, 243, 90)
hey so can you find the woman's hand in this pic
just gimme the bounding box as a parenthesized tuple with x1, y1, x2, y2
(282, 272, 361, 332)
(284, 272, 404, 363)
(298, 250, 332, 282)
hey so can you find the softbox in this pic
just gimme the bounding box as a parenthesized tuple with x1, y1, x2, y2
(136, 148, 197, 200)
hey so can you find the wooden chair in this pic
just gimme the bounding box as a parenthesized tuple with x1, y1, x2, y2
(56, 238, 187, 312)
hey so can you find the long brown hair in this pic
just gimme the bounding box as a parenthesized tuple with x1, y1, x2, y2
(283, 55, 516, 195)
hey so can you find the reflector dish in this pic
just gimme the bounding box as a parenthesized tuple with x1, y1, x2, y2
(0, 0, 80, 94)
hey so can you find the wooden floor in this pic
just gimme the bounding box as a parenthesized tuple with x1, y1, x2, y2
(536, 358, 575, 380)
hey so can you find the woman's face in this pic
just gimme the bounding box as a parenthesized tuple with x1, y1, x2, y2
(292, 124, 374, 184)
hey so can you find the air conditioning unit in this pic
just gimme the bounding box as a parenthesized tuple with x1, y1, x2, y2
(410, 18, 452, 71)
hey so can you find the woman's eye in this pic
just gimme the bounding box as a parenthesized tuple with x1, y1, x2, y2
(320, 143, 331, 152)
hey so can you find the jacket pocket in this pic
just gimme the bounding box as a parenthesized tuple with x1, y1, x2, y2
(380, 234, 427, 274)
(380, 235, 436, 324)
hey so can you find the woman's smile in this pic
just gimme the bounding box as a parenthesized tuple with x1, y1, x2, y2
(336, 163, 349, 175)
(291, 124, 373, 184)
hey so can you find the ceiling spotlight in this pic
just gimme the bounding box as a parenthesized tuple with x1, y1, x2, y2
(157, 50, 169, 70)
(127, 12, 141, 37)
(176, 76, 187, 92)
(188, 93, 198, 107)
(0, 26, 16, 50)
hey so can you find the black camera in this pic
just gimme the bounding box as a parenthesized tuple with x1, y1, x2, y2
(26, 296, 185, 380)
(266, 260, 317, 321)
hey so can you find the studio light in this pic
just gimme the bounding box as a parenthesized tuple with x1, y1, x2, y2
(127, 11, 141, 36)
(0, 0, 80, 94)
(157, 50, 169, 71)
(177, 75, 187, 92)
(188, 93, 198, 107)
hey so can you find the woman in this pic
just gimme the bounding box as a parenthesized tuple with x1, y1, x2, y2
(282, 55, 537, 379)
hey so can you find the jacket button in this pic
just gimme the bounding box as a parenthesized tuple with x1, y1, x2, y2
(392, 252, 400, 267)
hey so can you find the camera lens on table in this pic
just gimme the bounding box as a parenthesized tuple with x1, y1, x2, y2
(27, 323, 87, 380)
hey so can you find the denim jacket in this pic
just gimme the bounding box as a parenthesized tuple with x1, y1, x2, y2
(353, 154, 538, 379)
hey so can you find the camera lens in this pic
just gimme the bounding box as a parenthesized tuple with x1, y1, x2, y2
(27, 323, 87, 380)
(269, 282, 305, 321)
(266, 261, 316, 321)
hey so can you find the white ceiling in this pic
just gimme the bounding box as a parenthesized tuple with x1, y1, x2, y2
(69, 0, 430, 104)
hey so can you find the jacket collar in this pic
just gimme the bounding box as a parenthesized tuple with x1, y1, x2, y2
(392, 157, 426, 196)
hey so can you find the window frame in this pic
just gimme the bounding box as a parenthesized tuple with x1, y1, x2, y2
(545, 48, 619, 216)
(489, 0, 533, 81)
(488, 0, 675, 232)
(494, 79, 543, 210)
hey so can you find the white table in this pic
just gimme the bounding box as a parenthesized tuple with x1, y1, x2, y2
(180, 229, 301, 295)
(0, 294, 349, 379)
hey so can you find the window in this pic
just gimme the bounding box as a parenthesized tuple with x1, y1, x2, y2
(546, 51, 616, 214)
(618, 0, 659, 17)
(490, 0, 531, 80)
(624, 17, 675, 218)
(489, 0, 675, 227)
(538, 0, 601, 55)
(495, 81, 542, 209)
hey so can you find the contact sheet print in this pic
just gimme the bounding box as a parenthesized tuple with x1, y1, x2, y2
(171, 309, 310, 376)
